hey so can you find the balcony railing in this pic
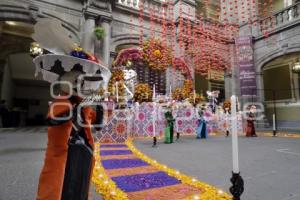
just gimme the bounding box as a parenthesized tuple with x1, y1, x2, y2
(260, 2, 300, 34)
(116, 0, 166, 13)
(118, 0, 139, 9)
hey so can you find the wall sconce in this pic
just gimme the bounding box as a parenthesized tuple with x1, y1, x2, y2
(292, 58, 300, 73)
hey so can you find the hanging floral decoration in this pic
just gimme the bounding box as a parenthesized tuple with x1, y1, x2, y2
(192, 51, 229, 76)
(108, 69, 125, 101)
(113, 48, 143, 68)
(142, 39, 173, 71)
(173, 57, 192, 80)
(94, 26, 106, 40)
(134, 83, 153, 103)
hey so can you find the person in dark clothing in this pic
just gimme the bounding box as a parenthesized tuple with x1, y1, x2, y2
(246, 105, 257, 137)
(0, 100, 10, 128)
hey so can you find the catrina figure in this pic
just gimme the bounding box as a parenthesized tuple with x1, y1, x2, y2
(32, 19, 111, 200)
(246, 105, 257, 137)
(164, 106, 175, 144)
(223, 100, 231, 137)
(196, 104, 208, 139)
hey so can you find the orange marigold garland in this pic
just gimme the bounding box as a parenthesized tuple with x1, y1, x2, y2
(108, 69, 125, 101)
(142, 39, 173, 71)
(134, 83, 153, 103)
(172, 80, 194, 101)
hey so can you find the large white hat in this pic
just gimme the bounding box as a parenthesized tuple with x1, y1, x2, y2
(32, 18, 111, 90)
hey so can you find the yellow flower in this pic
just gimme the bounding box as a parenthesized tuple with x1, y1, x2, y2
(153, 49, 161, 57)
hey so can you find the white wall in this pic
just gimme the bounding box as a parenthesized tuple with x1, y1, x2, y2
(15, 85, 51, 118)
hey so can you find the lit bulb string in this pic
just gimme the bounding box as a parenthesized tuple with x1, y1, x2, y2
(92, 143, 129, 200)
(92, 140, 231, 200)
(125, 139, 232, 200)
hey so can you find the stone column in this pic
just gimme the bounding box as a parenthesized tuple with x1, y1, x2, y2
(81, 15, 96, 54)
(1, 60, 14, 108)
(100, 17, 111, 67)
(256, 72, 264, 102)
(224, 72, 232, 99)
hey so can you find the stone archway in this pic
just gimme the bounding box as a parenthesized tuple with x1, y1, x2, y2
(111, 34, 140, 53)
(0, 2, 83, 126)
(0, 2, 80, 42)
(255, 50, 300, 129)
(254, 45, 300, 102)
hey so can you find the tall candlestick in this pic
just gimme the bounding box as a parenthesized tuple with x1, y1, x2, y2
(273, 114, 276, 131)
(152, 102, 157, 147)
(153, 84, 156, 100)
(231, 95, 239, 173)
(193, 89, 196, 104)
(153, 102, 156, 137)
(116, 82, 119, 103)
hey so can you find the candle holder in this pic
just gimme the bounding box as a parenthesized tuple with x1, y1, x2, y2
(230, 172, 244, 200)
(176, 132, 180, 140)
(152, 136, 157, 147)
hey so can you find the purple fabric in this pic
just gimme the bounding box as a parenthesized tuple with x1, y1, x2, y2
(112, 171, 181, 192)
(102, 159, 149, 169)
(100, 150, 132, 156)
(100, 144, 128, 148)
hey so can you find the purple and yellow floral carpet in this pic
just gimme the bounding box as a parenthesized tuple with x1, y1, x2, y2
(92, 141, 231, 200)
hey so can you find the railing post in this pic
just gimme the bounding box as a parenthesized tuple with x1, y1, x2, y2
(272, 90, 277, 137)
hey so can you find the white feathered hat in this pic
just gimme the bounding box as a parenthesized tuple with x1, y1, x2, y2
(32, 18, 111, 91)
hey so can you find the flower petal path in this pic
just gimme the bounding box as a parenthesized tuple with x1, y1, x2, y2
(92, 140, 232, 200)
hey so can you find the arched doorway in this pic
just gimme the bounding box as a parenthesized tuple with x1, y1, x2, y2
(261, 52, 300, 130)
(0, 20, 52, 126)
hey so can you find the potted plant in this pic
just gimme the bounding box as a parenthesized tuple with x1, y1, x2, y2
(94, 26, 105, 40)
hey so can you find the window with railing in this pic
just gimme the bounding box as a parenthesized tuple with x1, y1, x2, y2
(117, 0, 166, 9)
(118, 0, 139, 9)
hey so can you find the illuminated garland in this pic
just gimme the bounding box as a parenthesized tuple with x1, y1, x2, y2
(126, 140, 232, 200)
(92, 143, 129, 200)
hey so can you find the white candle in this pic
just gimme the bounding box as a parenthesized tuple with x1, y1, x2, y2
(153, 102, 156, 137)
(231, 95, 239, 173)
(273, 114, 276, 131)
(153, 84, 156, 100)
(169, 85, 172, 97)
(116, 82, 119, 103)
(193, 89, 196, 104)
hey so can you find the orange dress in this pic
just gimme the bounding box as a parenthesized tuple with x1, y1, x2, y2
(37, 98, 96, 200)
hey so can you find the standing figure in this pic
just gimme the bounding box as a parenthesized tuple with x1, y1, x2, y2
(196, 105, 208, 139)
(0, 100, 10, 128)
(246, 105, 257, 137)
(223, 101, 231, 137)
(164, 107, 175, 143)
(207, 90, 219, 113)
(32, 18, 111, 200)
